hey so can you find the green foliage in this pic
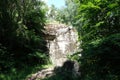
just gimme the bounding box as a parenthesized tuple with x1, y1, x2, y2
(0, 64, 51, 80)
(75, 0, 120, 79)
(54, 0, 80, 26)
(0, 0, 48, 79)
(67, 52, 81, 61)
(46, 4, 58, 23)
(81, 34, 120, 79)
(0, 66, 33, 80)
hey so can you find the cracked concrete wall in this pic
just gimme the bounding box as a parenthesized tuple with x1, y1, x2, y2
(44, 24, 80, 66)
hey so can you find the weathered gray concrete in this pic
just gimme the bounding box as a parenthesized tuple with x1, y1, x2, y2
(44, 24, 80, 66)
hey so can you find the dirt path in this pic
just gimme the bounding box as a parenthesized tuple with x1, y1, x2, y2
(27, 67, 55, 80)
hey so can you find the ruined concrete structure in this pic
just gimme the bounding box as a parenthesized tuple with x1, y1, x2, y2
(27, 24, 80, 80)
(44, 24, 79, 66)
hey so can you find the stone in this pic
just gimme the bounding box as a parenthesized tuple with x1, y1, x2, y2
(44, 24, 80, 66)
(26, 67, 54, 80)
(26, 24, 80, 80)
(62, 60, 81, 77)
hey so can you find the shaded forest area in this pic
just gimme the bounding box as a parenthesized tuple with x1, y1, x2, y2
(0, 0, 48, 79)
(0, 0, 120, 80)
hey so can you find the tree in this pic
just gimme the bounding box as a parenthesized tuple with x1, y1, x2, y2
(47, 4, 58, 22)
(75, 0, 120, 79)
(0, 0, 48, 74)
(56, 0, 79, 26)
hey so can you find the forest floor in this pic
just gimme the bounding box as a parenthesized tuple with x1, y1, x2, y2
(27, 66, 55, 80)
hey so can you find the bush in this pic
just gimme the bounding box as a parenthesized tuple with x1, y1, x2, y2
(81, 34, 120, 80)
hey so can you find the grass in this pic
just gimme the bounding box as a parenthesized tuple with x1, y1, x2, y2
(0, 66, 33, 80)
(0, 63, 53, 80)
